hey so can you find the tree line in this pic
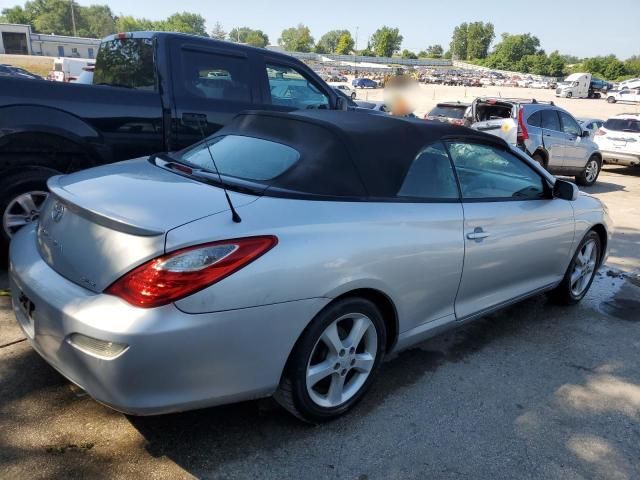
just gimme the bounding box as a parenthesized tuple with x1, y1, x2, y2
(1, 2, 638, 80)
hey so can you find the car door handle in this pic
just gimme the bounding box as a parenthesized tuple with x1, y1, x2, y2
(466, 228, 490, 241)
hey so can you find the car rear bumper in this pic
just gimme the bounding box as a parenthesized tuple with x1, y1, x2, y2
(9, 225, 329, 415)
(600, 150, 640, 166)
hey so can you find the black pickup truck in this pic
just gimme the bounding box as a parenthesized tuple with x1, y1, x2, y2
(0, 31, 347, 258)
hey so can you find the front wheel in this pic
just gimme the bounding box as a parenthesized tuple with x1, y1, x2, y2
(549, 231, 601, 304)
(607, 96, 616, 103)
(275, 297, 386, 423)
(566, 92, 573, 98)
(576, 155, 601, 186)
(351, 92, 356, 100)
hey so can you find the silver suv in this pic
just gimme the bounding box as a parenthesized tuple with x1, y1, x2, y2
(470, 98, 602, 186)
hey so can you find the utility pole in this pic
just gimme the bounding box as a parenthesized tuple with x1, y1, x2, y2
(70, 0, 77, 37)
(354, 26, 359, 76)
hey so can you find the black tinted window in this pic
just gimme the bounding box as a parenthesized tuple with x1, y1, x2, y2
(448, 142, 546, 200)
(181, 135, 299, 181)
(398, 142, 458, 200)
(180, 50, 251, 102)
(429, 106, 466, 119)
(540, 110, 561, 131)
(94, 38, 155, 90)
(527, 111, 541, 127)
(604, 118, 640, 132)
(559, 112, 581, 136)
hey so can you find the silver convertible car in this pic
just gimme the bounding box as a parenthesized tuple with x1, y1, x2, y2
(10, 110, 611, 422)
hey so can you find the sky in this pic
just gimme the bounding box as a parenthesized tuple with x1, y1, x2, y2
(2, 0, 639, 59)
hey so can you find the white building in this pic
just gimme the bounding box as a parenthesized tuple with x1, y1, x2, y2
(0, 23, 100, 59)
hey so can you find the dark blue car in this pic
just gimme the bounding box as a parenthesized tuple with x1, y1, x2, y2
(352, 78, 378, 89)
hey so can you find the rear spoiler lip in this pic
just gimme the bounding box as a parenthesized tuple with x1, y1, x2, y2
(47, 176, 164, 237)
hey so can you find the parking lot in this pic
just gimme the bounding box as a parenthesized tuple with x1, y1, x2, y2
(1, 158, 639, 479)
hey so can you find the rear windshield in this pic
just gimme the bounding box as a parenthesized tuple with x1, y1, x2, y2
(474, 102, 514, 121)
(93, 38, 155, 90)
(428, 105, 467, 119)
(180, 135, 300, 181)
(604, 119, 640, 133)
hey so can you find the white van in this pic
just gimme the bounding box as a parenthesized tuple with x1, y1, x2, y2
(555, 73, 591, 99)
(47, 58, 93, 82)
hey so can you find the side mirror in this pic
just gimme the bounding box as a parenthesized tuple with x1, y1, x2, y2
(336, 96, 348, 111)
(581, 130, 591, 138)
(553, 179, 579, 201)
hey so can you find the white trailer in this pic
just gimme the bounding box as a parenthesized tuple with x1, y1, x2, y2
(47, 57, 93, 82)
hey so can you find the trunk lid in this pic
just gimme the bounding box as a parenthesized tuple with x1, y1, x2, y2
(37, 158, 257, 292)
(470, 99, 518, 145)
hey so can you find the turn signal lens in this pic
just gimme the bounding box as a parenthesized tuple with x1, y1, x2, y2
(105, 236, 277, 308)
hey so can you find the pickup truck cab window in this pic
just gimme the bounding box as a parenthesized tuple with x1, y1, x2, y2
(265, 64, 329, 110)
(180, 49, 251, 103)
(447, 142, 546, 201)
(93, 38, 156, 90)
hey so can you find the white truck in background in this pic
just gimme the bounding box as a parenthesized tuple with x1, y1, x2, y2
(47, 57, 93, 82)
(555, 73, 591, 98)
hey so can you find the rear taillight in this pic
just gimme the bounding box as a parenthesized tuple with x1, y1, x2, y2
(595, 128, 606, 136)
(517, 108, 529, 143)
(105, 236, 277, 308)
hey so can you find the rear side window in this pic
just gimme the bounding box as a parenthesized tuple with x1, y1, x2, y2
(527, 111, 541, 127)
(94, 38, 155, 90)
(397, 142, 459, 200)
(540, 110, 561, 131)
(179, 50, 251, 103)
(266, 64, 329, 110)
(181, 135, 299, 181)
(603, 118, 640, 132)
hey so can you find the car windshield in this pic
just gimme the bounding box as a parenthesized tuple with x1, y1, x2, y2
(428, 106, 466, 119)
(179, 135, 300, 182)
(604, 119, 640, 133)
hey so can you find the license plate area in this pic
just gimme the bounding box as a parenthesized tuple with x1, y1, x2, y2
(16, 290, 36, 337)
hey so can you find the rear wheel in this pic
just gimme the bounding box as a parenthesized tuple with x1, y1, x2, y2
(549, 231, 601, 304)
(575, 155, 601, 186)
(532, 152, 547, 170)
(0, 167, 57, 265)
(607, 96, 616, 103)
(275, 297, 386, 423)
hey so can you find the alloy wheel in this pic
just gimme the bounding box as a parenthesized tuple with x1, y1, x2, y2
(2, 191, 49, 238)
(570, 239, 598, 296)
(305, 313, 378, 408)
(585, 159, 599, 183)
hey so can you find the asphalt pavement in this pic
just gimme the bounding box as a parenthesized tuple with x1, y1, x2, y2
(1, 166, 639, 480)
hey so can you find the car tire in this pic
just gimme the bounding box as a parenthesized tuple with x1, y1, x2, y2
(532, 152, 547, 170)
(548, 230, 601, 305)
(575, 155, 601, 186)
(566, 92, 573, 98)
(607, 96, 616, 103)
(0, 167, 57, 266)
(275, 297, 387, 423)
(351, 92, 356, 100)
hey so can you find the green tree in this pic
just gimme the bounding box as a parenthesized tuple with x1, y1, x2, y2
(625, 55, 640, 76)
(82, 5, 115, 38)
(32, 0, 78, 35)
(160, 12, 207, 36)
(0, 5, 32, 24)
(278, 24, 314, 52)
(425, 44, 444, 58)
(547, 51, 566, 77)
(370, 26, 403, 57)
(114, 15, 155, 33)
(316, 29, 351, 53)
(210, 21, 226, 40)
(228, 27, 269, 47)
(449, 22, 468, 60)
(401, 49, 417, 59)
(580, 55, 628, 80)
(484, 33, 541, 70)
(466, 21, 494, 59)
(335, 32, 354, 55)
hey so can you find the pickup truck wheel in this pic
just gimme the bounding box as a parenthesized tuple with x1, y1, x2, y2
(0, 168, 57, 265)
(575, 155, 601, 186)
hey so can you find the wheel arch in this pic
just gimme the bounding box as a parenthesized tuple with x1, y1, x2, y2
(531, 147, 549, 168)
(590, 224, 608, 266)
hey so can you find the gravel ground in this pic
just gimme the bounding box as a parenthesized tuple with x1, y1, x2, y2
(0, 167, 639, 480)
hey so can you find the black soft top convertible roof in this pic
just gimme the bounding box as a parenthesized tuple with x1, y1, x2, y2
(214, 109, 509, 199)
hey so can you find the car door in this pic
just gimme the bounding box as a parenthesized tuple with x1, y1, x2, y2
(170, 40, 259, 149)
(540, 109, 567, 169)
(446, 141, 575, 319)
(558, 111, 590, 169)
